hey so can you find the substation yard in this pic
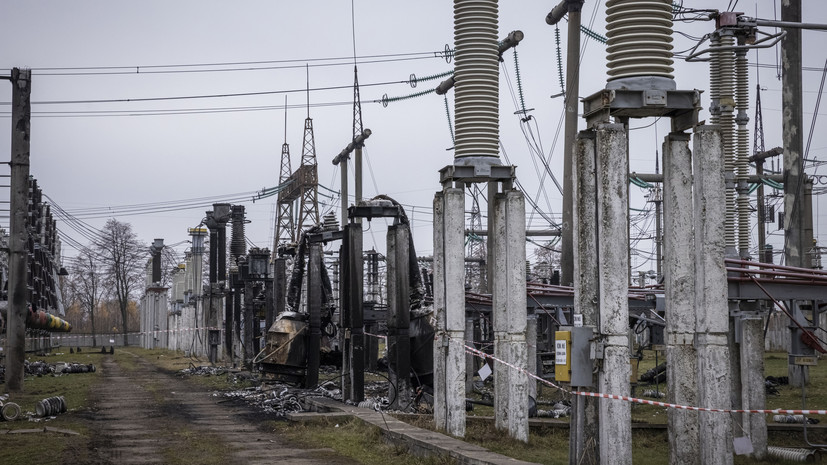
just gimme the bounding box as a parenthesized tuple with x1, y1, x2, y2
(0, 348, 825, 465)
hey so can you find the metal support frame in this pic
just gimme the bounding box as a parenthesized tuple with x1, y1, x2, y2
(582, 88, 701, 132)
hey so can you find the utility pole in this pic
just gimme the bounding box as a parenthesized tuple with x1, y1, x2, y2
(353, 66, 365, 216)
(782, 0, 806, 269)
(551, 0, 584, 288)
(4, 68, 31, 392)
(781, 0, 812, 388)
(547, 2, 595, 462)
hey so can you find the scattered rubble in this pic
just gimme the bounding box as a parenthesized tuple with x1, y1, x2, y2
(535, 402, 571, 419)
(221, 386, 304, 416)
(765, 375, 789, 396)
(641, 389, 666, 399)
(35, 396, 67, 417)
(0, 401, 22, 421)
(773, 414, 820, 425)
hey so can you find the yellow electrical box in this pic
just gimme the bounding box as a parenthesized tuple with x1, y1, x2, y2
(555, 331, 572, 382)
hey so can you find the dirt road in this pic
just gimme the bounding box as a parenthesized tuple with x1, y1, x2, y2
(81, 350, 356, 465)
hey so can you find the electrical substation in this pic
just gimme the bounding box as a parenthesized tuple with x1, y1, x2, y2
(3, 1, 827, 464)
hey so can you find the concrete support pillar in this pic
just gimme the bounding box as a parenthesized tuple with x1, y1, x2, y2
(388, 224, 412, 409)
(693, 125, 733, 465)
(595, 124, 632, 465)
(571, 130, 600, 465)
(433, 188, 466, 437)
(491, 188, 528, 442)
(740, 313, 767, 459)
(662, 132, 700, 465)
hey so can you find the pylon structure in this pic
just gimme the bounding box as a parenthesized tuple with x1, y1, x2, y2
(353, 65, 364, 140)
(274, 102, 295, 254)
(466, 184, 487, 292)
(753, 83, 765, 157)
(296, 93, 320, 234)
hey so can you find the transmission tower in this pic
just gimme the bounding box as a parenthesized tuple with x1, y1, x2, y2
(466, 185, 487, 292)
(753, 83, 765, 156)
(274, 101, 295, 254)
(295, 73, 320, 234)
(353, 66, 364, 139)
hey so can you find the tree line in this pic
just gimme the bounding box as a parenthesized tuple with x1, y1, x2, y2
(62, 218, 153, 346)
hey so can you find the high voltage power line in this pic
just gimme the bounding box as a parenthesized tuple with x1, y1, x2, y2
(0, 80, 407, 107)
(0, 50, 448, 76)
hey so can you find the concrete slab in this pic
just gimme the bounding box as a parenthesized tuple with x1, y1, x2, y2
(302, 397, 540, 465)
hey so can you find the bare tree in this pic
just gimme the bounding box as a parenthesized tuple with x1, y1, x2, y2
(67, 248, 106, 346)
(94, 219, 146, 346)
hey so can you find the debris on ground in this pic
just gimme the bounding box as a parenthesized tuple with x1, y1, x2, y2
(35, 396, 67, 418)
(536, 402, 571, 418)
(218, 385, 305, 416)
(0, 400, 22, 421)
(639, 363, 666, 384)
(765, 375, 789, 396)
(641, 389, 666, 399)
(773, 414, 819, 424)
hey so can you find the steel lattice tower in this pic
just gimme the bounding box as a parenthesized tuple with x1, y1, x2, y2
(753, 83, 765, 156)
(295, 101, 320, 234)
(353, 66, 364, 138)
(466, 184, 487, 292)
(274, 105, 295, 254)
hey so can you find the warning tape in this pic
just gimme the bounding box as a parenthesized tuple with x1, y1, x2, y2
(365, 330, 826, 417)
(459, 341, 827, 416)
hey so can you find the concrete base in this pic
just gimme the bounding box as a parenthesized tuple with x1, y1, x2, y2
(598, 345, 632, 465)
(740, 316, 767, 459)
(666, 343, 699, 464)
(697, 340, 734, 465)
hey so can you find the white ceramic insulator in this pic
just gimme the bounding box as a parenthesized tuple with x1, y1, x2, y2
(605, 0, 674, 81)
(767, 446, 816, 462)
(453, 0, 500, 160)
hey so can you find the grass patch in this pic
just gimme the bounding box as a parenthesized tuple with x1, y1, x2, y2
(267, 417, 457, 465)
(0, 350, 105, 465)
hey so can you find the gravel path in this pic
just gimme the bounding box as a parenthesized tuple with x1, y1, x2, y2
(85, 350, 356, 465)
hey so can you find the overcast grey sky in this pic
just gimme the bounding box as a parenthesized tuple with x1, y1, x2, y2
(2, 1, 827, 271)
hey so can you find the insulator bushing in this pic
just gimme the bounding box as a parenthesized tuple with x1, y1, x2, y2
(453, 0, 501, 164)
(606, 0, 674, 84)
